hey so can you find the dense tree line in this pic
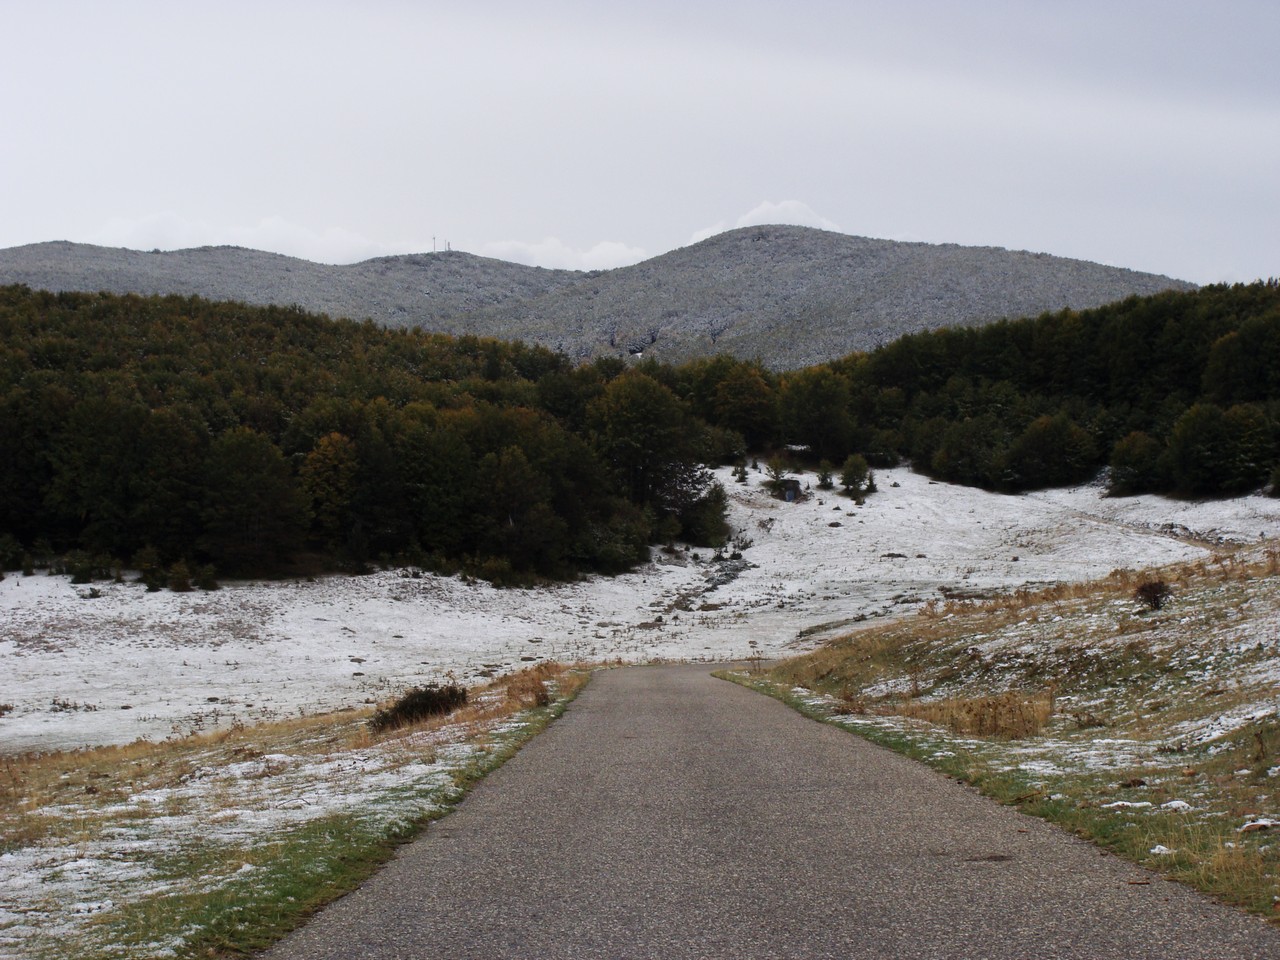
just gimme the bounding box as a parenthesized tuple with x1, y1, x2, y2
(669, 280, 1280, 498)
(5, 280, 1278, 585)
(0, 286, 729, 582)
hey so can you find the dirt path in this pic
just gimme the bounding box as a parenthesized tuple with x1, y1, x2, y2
(260, 665, 1280, 959)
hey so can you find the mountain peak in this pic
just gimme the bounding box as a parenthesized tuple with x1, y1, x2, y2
(0, 229, 1194, 368)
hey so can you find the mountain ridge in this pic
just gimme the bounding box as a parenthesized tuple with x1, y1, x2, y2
(0, 226, 1196, 368)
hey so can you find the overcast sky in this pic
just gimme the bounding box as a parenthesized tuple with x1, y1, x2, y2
(3, 1, 1276, 284)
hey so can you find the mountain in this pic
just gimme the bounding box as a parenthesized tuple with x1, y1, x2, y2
(0, 226, 1195, 368)
(0, 240, 580, 325)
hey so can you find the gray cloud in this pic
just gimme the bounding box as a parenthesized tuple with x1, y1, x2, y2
(2, 1, 1276, 284)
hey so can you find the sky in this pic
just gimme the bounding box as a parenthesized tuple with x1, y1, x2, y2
(2, 1, 1277, 284)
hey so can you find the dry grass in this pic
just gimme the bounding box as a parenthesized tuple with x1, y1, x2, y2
(504, 661, 576, 708)
(777, 629, 913, 698)
(753, 540, 1280, 921)
(896, 690, 1055, 739)
(918, 546, 1280, 622)
(1, 663, 591, 824)
(1, 662, 595, 960)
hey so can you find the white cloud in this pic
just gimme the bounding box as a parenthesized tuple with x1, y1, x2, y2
(734, 200, 841, 232)
(85, 212, 211, 254)
(687, 221, 728, 245)
(475, 237, 648, 271)
(220, 217, 427, 265)
(688, 200, 842, 247)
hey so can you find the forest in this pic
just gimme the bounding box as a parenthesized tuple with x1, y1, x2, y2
(1, 279, 1278, 583)
(669, 279, 1280, 497)
(0, 287, 732, 582)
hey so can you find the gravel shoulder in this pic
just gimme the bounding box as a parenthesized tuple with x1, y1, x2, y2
(259, 664, 1280, 959)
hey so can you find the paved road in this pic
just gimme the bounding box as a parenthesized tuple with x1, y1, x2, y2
(261, 665, 1280, 959)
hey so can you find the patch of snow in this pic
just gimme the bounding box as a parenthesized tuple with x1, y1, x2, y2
(1169, 705, 1279, 749)
(0, 714, 509, 956)
(5, 465, 1279, 754)
(1025, 483, 1280, 546)
(1239, 818, 1280, 833)
(1102, 800, 1153, 809)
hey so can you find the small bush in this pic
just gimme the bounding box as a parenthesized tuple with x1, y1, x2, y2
(1135, 580, 1172, 610)
(368, 683, 468, 733)
(195, 564, 220, 591)
(64, 550, 94, 584)
(168, 560, 193, 593)
(816, 460, 835, 490)
(840, 454, 874, 497)
(763, 456, 791, 497)
(133, 546, 166, 592)
(466, 555, 521, 587)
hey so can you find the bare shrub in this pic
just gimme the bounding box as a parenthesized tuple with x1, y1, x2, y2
(368, 683, 468, 733)
(1135, 580, 1172, 610)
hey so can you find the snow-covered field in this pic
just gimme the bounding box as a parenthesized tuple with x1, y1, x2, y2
(6, 466, 1280, 755)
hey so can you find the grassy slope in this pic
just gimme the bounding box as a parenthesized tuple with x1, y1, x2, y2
(0, 664, 591, 959)
(727, 546, 1280, 920)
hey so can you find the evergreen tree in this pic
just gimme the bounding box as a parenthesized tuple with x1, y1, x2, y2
(779, 367, 854, 461)
(1108, 431, 1167, 496)
(588, 372, 697, 509)
(1166, 404, 1229, 496)
(1003, 414, 1098, 490)
(199, 428, 310, 574)
(840, 454, 873, 496)
(300, 432, 359, 552)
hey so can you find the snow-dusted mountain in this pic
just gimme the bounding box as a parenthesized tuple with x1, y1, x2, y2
(0, 225, 1194, 368)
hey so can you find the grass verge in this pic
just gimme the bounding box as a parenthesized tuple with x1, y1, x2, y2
(1, 662, 591, 959)
(716, 544, 1280, 922)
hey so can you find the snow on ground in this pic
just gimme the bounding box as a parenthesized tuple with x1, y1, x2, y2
(0, 695, 541, 959)
(6, 466, 1280, 755)
(1025, 477, 1280, 545)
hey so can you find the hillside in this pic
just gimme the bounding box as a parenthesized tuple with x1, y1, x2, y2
(0, 227, 1195, 368)
(455, 227, 1197, 367)
(6, 461, 1280, 952)
(0, 286, 730, 583)
(754, 536, 1280, 920)
(0, 241, 581, 326)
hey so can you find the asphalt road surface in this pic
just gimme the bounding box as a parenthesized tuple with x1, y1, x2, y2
(260, 664, 1280, 959)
